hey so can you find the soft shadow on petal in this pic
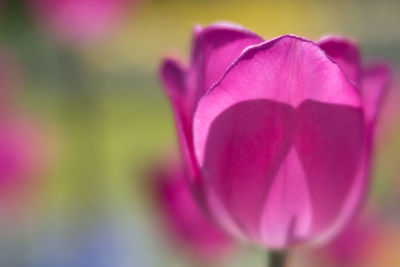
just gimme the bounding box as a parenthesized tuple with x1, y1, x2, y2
(200, 100, 295, 241)
(260, 147, 312, 248)
(295, 100, 366, 243)
(197, 100, 366, 249)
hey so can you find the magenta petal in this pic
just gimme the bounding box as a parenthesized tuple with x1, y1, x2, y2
(193, 35, 365, 248)
(159, 57, 189, 114)
(159, 57, 187, 102)
(195, 35, 362, 162)
(260, 101, 366, 248)
(294, 101, 366, 244)
(360, 63, 391, 126)
(154, 162, 233, 260)
(189, 23, 263, 104)
(159, 57, 199, 182)
(198, 100, 296, 243)
(160, 24, 263, 191)
(318, 36, 362, 84)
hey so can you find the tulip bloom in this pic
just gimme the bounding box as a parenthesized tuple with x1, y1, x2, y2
(152, 161, 234, 260)
(159, 23, 391, 249)
(30, 0, 130, 44)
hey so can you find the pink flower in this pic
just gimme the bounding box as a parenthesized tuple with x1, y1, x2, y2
(305, 214, 400, 267)
(377, 70, 400, 141)
(159, 23, 391, 249)
(0, 112, 48, 215)
(152, 160, 234, 261)
(30, 0, 130, 45)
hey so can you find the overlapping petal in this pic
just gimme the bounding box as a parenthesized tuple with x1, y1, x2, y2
(318, 36, 362, 84)
(159, 24, 391, 249)
(159, 57, 198, 183)
(194, 35, 366, 248)
(153, 161, 234, 260)
(189, 23, 263, 100)
(160, 24, 263, 189)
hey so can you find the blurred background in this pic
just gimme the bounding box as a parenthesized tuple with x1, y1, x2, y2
(0, 0, 399, 266)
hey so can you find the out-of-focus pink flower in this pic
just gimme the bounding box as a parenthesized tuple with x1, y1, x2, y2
(0, 112, 49, 217)
(373, 69, 400, 137)
(30, 0, 131, 45)
(159, 23, 391, 249)
(305, 214, 400, 267)
(370, 70, 400, 211)
(152, 160, 234, 261)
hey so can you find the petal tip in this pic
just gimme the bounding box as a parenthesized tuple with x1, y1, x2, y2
(159, 55, 187, 98)
(318, 35, 359, 47)
(196, 22, 263, 41)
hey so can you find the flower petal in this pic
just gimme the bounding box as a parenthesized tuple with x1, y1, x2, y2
(360, 62, 391, 126)
(160, 24, 263, 194)
(294, 100, 367, 246)
(188, 23, 263, 109)
(193, 35, 365, 247)
(318, 36, 362, 84)
(159, 57, 187, 106)
(195, 35, 362, 164)
(159, 57, 199, 183)
(154, 162, 233, 259)
(197, 99, 296, 243)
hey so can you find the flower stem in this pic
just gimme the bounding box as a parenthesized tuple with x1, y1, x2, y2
(268, 250, 288, 267)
